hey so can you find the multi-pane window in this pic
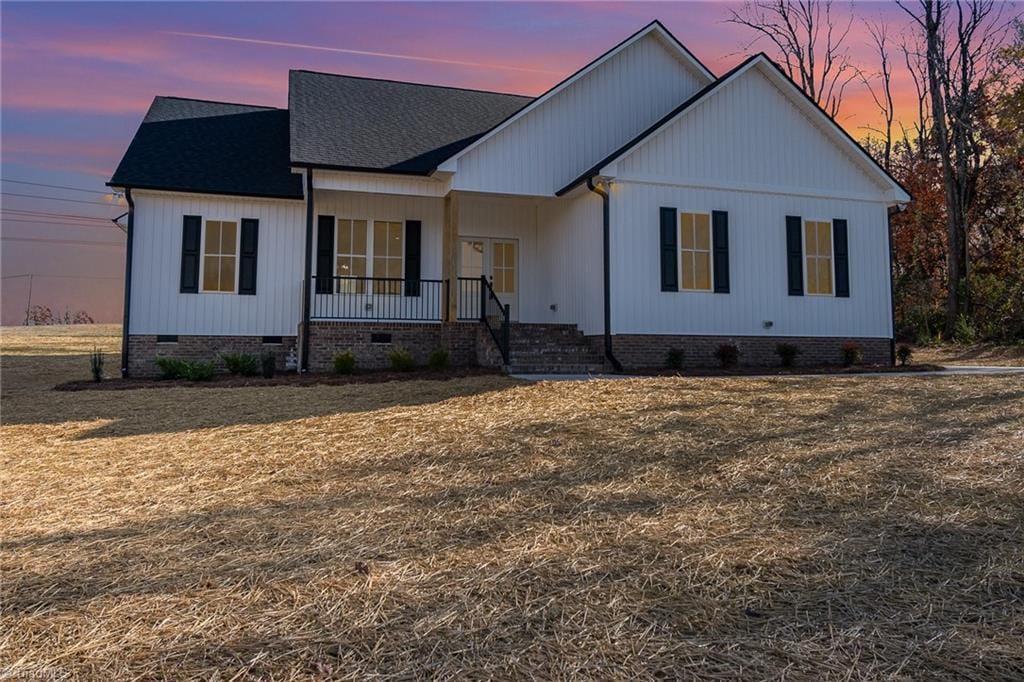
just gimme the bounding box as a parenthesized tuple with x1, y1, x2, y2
(335, 219, 367, 294)
(492, 241, 516, 294)
(202, 220, 238, 292)
(805, 220, 834, 295)
(372, 220, 404, 295)
(680, 212, 712, 291)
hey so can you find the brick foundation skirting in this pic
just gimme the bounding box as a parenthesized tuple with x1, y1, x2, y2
(591, 334, 892, 369)
(305, 321, 502, 372)
(127, 335, 297, 378)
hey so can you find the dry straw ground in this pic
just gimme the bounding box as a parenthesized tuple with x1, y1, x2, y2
(2, 325, 1023, 680)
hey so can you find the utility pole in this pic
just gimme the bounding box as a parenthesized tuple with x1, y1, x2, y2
(24, 274, 33, 325)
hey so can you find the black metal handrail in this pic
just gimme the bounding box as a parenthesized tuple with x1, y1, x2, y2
(480, 275, 510, 365)
(455, 277, 482, 321)
(310, 276, 447, 321)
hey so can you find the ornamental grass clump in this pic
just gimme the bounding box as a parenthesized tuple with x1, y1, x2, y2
(89, 346, 104, 382)
(427, 348, 450, 370)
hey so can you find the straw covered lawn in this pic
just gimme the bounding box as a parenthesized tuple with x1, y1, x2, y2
(2, 326, 1022, 679)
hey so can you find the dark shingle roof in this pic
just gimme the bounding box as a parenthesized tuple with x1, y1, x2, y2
(109, 97, 304, 199)
(288, 70, 532, 173)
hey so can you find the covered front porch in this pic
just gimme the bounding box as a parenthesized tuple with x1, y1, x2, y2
(299, 177, 605, 371)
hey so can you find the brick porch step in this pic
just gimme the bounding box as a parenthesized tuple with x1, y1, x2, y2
(504, 323, 608, 374)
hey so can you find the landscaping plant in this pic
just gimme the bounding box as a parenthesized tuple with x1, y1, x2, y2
(896, 344, 913, 366)
(388, 347, 416, 372)
(221, 352, 260, 376)
(89, 346, 104, 382)
(775, 342, 800, 368)
(841, 341, 863, 367)
(333, 352, 357, 375)
(261, 353, 276, 378)
(714, 342, 740, 368)
(155, 358, 215, 381)
(427, 348, 451, 370)
(665, 348, 685, 371)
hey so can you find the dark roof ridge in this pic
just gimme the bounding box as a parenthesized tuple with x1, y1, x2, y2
(152, 94, 283, 111)
(289, 68, 534, 100)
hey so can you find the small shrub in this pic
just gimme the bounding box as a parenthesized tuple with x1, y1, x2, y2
(221, 352, 260, 376)
(714, 342, 740, 369)
(427, 347, 450, 370)
(261, 352, 276, 378)
(155, 357, 188, 380)
(665, 347, 685, 371)
(954, 313, 977, 345)
(333, 351, 357, 375)
(388, 347, 415, 372)
(775, 342, 800, 368)
(155, 357, 215, 381)
(841, 341, 863, 366)
(89, 346, 104, 382)
(182, 360, 215, 381)
(896, 344, 913, 366)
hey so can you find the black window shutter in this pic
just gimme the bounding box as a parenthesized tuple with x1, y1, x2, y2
(403, 220, 422, 297)
(833, 219, 850, 297)
(180, 215, 201, 293)
(711, 210, 730, 293)
(315, 215, 334, 294)
(238, 218, 259, 295)
(786, 215, 804, 296)
(660, 207, 678, 291)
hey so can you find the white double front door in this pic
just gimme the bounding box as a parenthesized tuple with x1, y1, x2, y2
(459, 237, 518, 321)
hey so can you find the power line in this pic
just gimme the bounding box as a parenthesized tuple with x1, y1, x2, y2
(1, 219, 124, 230)
(2, 236, 124, 247)
(2, 273, 122, 280)
(1, 179, 110, 195)
(2, 208, 117, 222)
(2, 191, 122, 207)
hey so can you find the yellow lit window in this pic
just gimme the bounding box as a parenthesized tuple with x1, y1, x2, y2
(335, 218, 367, 293)
(372, 220, 403, 295)
(805, 220, 833, 295)
(680, 212, 712, 291)
(492, 241, 516, 294)
(201, 220, 237, 292)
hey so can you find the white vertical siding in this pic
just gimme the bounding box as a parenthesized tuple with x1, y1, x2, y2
(313, 190, 445, 279)
(536, 193, 604, 334)
(615, 64, 887, 199)
(130, 191, 305, 336)
(452, 33, 707, 196)
(609, 181, 892, 338)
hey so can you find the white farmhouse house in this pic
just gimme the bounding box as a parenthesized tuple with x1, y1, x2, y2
(109, 20, 909, 376)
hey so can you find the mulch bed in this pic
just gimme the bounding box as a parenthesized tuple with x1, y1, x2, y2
(630, 363, 945, 377)
(55, 366, 503, 391)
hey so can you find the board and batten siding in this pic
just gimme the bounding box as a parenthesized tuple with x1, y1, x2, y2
(130, 190, 305, 336)
(609, 181, 892, 338)
(536, 193, 604, 335)
(614, 64, 888, 201)
(451, 33, 707, 197)
(313, 190, 445, 280)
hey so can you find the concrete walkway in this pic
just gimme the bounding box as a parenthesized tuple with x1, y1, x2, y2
(510, 365, 1024, 382)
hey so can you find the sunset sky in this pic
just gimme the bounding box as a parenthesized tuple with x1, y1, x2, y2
(0, 1, 985, 325)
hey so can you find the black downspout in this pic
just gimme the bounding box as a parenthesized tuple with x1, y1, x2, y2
(587, 178, 623, 372)
(887, 204, 903, 366)
(300, 170, 314, 371)
(120, 188, 135, 377)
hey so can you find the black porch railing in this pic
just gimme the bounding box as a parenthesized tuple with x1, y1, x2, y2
(309, 275, 510, 364)
(311, 276, 447, 321)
